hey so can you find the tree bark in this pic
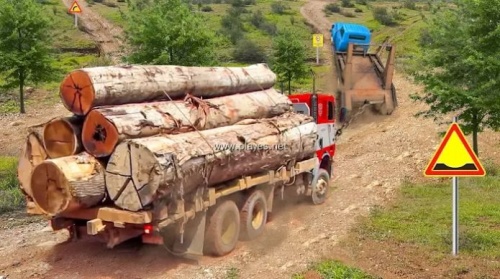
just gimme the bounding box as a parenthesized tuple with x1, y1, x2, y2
(59, 63, 277, 115)
(82, 89, 292, 157)
(105, 112, 317, 211)
(17, 132, 48, 199)
(30, 152, 106, 216)
(43, 116, 84, 158)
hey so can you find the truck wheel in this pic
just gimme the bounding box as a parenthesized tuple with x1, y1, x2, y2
(204, 199, 241, 257)
(239, 190, 268, 241)
(312, 169, 330, 205)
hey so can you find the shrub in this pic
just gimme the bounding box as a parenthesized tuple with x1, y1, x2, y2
(403, 0, 417, 10)
(201, 5, 213, 11)
(117, 0, 126, 2)
(271, 1, 288, 14)
(290, 16, 295, 25)
(233, 39, 267, 63)
(372, 7, 396, 26)
(250, 10, 264, 28)
(354, 8, 363, 13)
(243, 0, 255, 5)
(260, 22, 278, 35)
(341, 0, 355, 8)
(355, 0, 367, 4)
(324, 3, 341, 13)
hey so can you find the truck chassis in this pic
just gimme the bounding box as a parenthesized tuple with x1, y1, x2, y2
(49, 157, 329, 259)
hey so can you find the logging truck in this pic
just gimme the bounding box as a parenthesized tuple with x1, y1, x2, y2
(34, 92, 335, 259)
(330, 22, 398, 122)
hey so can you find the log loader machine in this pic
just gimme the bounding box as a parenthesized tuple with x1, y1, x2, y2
(330, 22, 398, 122)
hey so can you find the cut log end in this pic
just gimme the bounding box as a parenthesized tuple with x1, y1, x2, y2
(59, 70, 95, 115)
(105, 141, 160, 212)
(30, 161, 71, 215)
(30, 153, 106, 216)
(82, 110, 120, 158)
(43, 118, 81, 158)
(17, 133, 48, 198)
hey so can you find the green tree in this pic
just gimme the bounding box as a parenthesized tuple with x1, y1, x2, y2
(125, 0, 216, 66)
(0, 0, 57, 113)
(271, 29, 308, 94)
(410, 0, 500, 155)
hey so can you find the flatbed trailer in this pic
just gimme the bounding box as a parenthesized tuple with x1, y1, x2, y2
(331, 22, 398, 122)
(47, 157, 329, 258)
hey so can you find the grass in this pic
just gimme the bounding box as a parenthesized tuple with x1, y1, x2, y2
(0, 156, 23, 213)
(225, 267, 240, 279)
(292, 260, 379, 279)
(359, 176, 500, 259)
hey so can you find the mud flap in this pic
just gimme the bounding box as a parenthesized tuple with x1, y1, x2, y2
(309, 159, 321, 198)
(170, 211, 207, 261)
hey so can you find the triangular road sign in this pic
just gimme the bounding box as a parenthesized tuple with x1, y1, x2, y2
(69, 1, 82, 14)
(424, 123, 485, 177)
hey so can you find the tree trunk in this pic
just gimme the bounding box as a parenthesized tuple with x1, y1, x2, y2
(43, 116, 84, 158)
(472, 113, 479, 156)
(82, 89, 292, 157)
(105, 112, 317, 211)
(59, 63, 277, 115)
(17, 132, 48, 199)
(19, 71, 25, 114)
(30, 152, 106, 215)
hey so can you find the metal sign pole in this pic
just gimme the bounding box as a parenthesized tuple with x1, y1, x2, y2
(316, 47, 319, 64)
(452, 176, 459, 255)
(75, 14, 78, 28)
(452, 116, 459, 256)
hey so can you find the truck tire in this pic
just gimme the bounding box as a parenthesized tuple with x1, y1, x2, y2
(312, 169, 330, 205)
(204, 199, 241, 257)
(239, 190, 268, 241)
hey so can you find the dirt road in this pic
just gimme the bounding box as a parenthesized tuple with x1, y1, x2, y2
(1, 1, 500, 279)
(61, 0, 125, 63)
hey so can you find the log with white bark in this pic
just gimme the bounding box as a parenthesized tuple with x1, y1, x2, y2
(30, 152, 106, 215)
(105, 112, 317, 211)
(43, 116, 84, 158)
(17, 132, 48, 199)
(59, 63, 277, 115)
(82, 89, 292, 158)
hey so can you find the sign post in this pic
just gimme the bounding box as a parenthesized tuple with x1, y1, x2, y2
(68, 1, 83, 28)
(312, 34, 323, 65)
(424, 117, 485, 256)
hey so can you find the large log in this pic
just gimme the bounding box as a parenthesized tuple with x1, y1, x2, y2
(59, 63, 277, 115)
(30, 152, 106, 215)
(105, 112, 317, 211)
(43, 116, 84, 158)
(82, 89, 292, 158)
(17, 132, 48, 199)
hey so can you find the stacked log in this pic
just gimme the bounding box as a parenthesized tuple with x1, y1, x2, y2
(105, 112, 316, 211)
(18, 63, 318, 216)
(81, 89, 292, 157)
(30, 153, 106, 215)
(43, 116, 84, 158)
(59, 63, 276, 115)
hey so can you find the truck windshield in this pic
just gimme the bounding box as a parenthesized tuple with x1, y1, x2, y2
(348, 34, 366, 40)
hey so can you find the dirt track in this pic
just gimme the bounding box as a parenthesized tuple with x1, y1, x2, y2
(1, 1, 500, 278)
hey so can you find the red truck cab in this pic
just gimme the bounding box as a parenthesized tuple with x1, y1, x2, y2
(288, 93, 336, 176)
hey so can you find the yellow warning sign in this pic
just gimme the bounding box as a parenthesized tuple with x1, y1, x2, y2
(69, 1, 82, 14)
(424, 123, 485, 177)
(312, 34, 323, 48)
